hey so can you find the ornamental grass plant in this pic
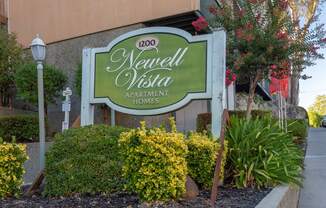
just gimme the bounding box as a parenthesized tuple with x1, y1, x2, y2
(225, 116, 304, 188)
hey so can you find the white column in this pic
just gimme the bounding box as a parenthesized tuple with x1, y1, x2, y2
(81, 48, 94, 126)
(211, 29, 226, 138)
(227, 83, 235, 110)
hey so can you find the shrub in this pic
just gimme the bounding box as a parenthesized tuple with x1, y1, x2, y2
(308, 110, 322, 127)
(0, 115, 42, 142)
(44, 125, 127, 196)
(287, 119, 308, 143)
(226, 116, 303, 188)
(15, 62, 67, 114)
(186, 132, 228, 189)
(0, 139, 28, 198)
(119, 118, 188, 202)
(197, 110, 272, 132)
(74, 63, 82, 97)
(229, 110, 272, 118)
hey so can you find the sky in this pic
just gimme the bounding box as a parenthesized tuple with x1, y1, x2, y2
(299, 4, 326, 110)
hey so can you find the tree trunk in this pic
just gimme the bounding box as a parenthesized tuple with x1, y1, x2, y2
(246, 73, 260, 120)
(289, 73, 299, 106)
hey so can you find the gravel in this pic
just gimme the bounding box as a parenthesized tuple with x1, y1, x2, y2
(0, 187, 271, 208)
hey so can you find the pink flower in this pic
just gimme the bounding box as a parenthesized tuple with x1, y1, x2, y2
(208, 5, 218, 15)
(276, 31, 288, 40)
(238, 9, 246, 18)
(235, 28, 244, 39)
(245, 22, 254, 30)
(244, 34, 254, 42)
(192, 16, 208, 32)
(249, 0, 258, 4)
(232, 74, 237, 81)
(278, 0, 288, 10)
(225, 68, 236, 86)
(270, 64, 277, 70)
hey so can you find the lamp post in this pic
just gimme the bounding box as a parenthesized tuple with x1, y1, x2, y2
(30, 35, 46, 170)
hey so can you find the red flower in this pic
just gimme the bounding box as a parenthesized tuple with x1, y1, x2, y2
(208, 5, 218, 15)
(249, 0, 258, 4)
(232, 74, 237, 81)
(226, 68, 236, 86)
(192, 16, 208, 32)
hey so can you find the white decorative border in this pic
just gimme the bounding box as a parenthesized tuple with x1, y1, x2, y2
(88, 27, 213, 115)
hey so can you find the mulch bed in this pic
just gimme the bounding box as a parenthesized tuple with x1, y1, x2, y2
(0, 187, 271, 208)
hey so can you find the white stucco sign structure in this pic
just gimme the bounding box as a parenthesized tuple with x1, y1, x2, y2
(81, 27, 226, 137)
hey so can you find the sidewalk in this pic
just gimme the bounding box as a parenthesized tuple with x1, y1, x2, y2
(299, 128, 326, 208)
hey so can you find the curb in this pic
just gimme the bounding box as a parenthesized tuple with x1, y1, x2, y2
(255, 185, 299, 208)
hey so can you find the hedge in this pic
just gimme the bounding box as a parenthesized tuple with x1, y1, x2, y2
(186, 132, 228, 189)
(0, 115, 43, 142)
(119, 118, 188, 202)
(44, 125, 127, 196)
(0, 139, 28, 198)
(197, 110, 272, 132)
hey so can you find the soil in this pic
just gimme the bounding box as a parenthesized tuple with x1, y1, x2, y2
(0, 187, 271, 208)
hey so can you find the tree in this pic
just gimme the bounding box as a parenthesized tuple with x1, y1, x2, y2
(0, 28, 23, 108)
(288, 0, 323, 105)
(210, 0, 326, 118)
(307, 109, 322, 127)
(308, 95, 326, 115)
(15, 62, 67, 115)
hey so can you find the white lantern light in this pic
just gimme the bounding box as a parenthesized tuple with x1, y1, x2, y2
(30, 34, 46, 62)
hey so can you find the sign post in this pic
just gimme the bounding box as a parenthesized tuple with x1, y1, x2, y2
(81, 27, 225, 138)
(62, 87, 72, 132)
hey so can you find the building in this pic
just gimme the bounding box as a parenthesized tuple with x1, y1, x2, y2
(5, 0, 272, 132)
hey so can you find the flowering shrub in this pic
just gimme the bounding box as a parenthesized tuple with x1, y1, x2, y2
(0, 139, 28, 198)
(209, 0, 326, 117)
(119, 118, 188, 202)
(186, 132, 228, 188)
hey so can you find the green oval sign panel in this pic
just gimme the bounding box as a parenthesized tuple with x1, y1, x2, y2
(90, 27, 213, 115)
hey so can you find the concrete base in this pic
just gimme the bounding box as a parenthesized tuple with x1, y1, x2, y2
(255, 185, 299, 208)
